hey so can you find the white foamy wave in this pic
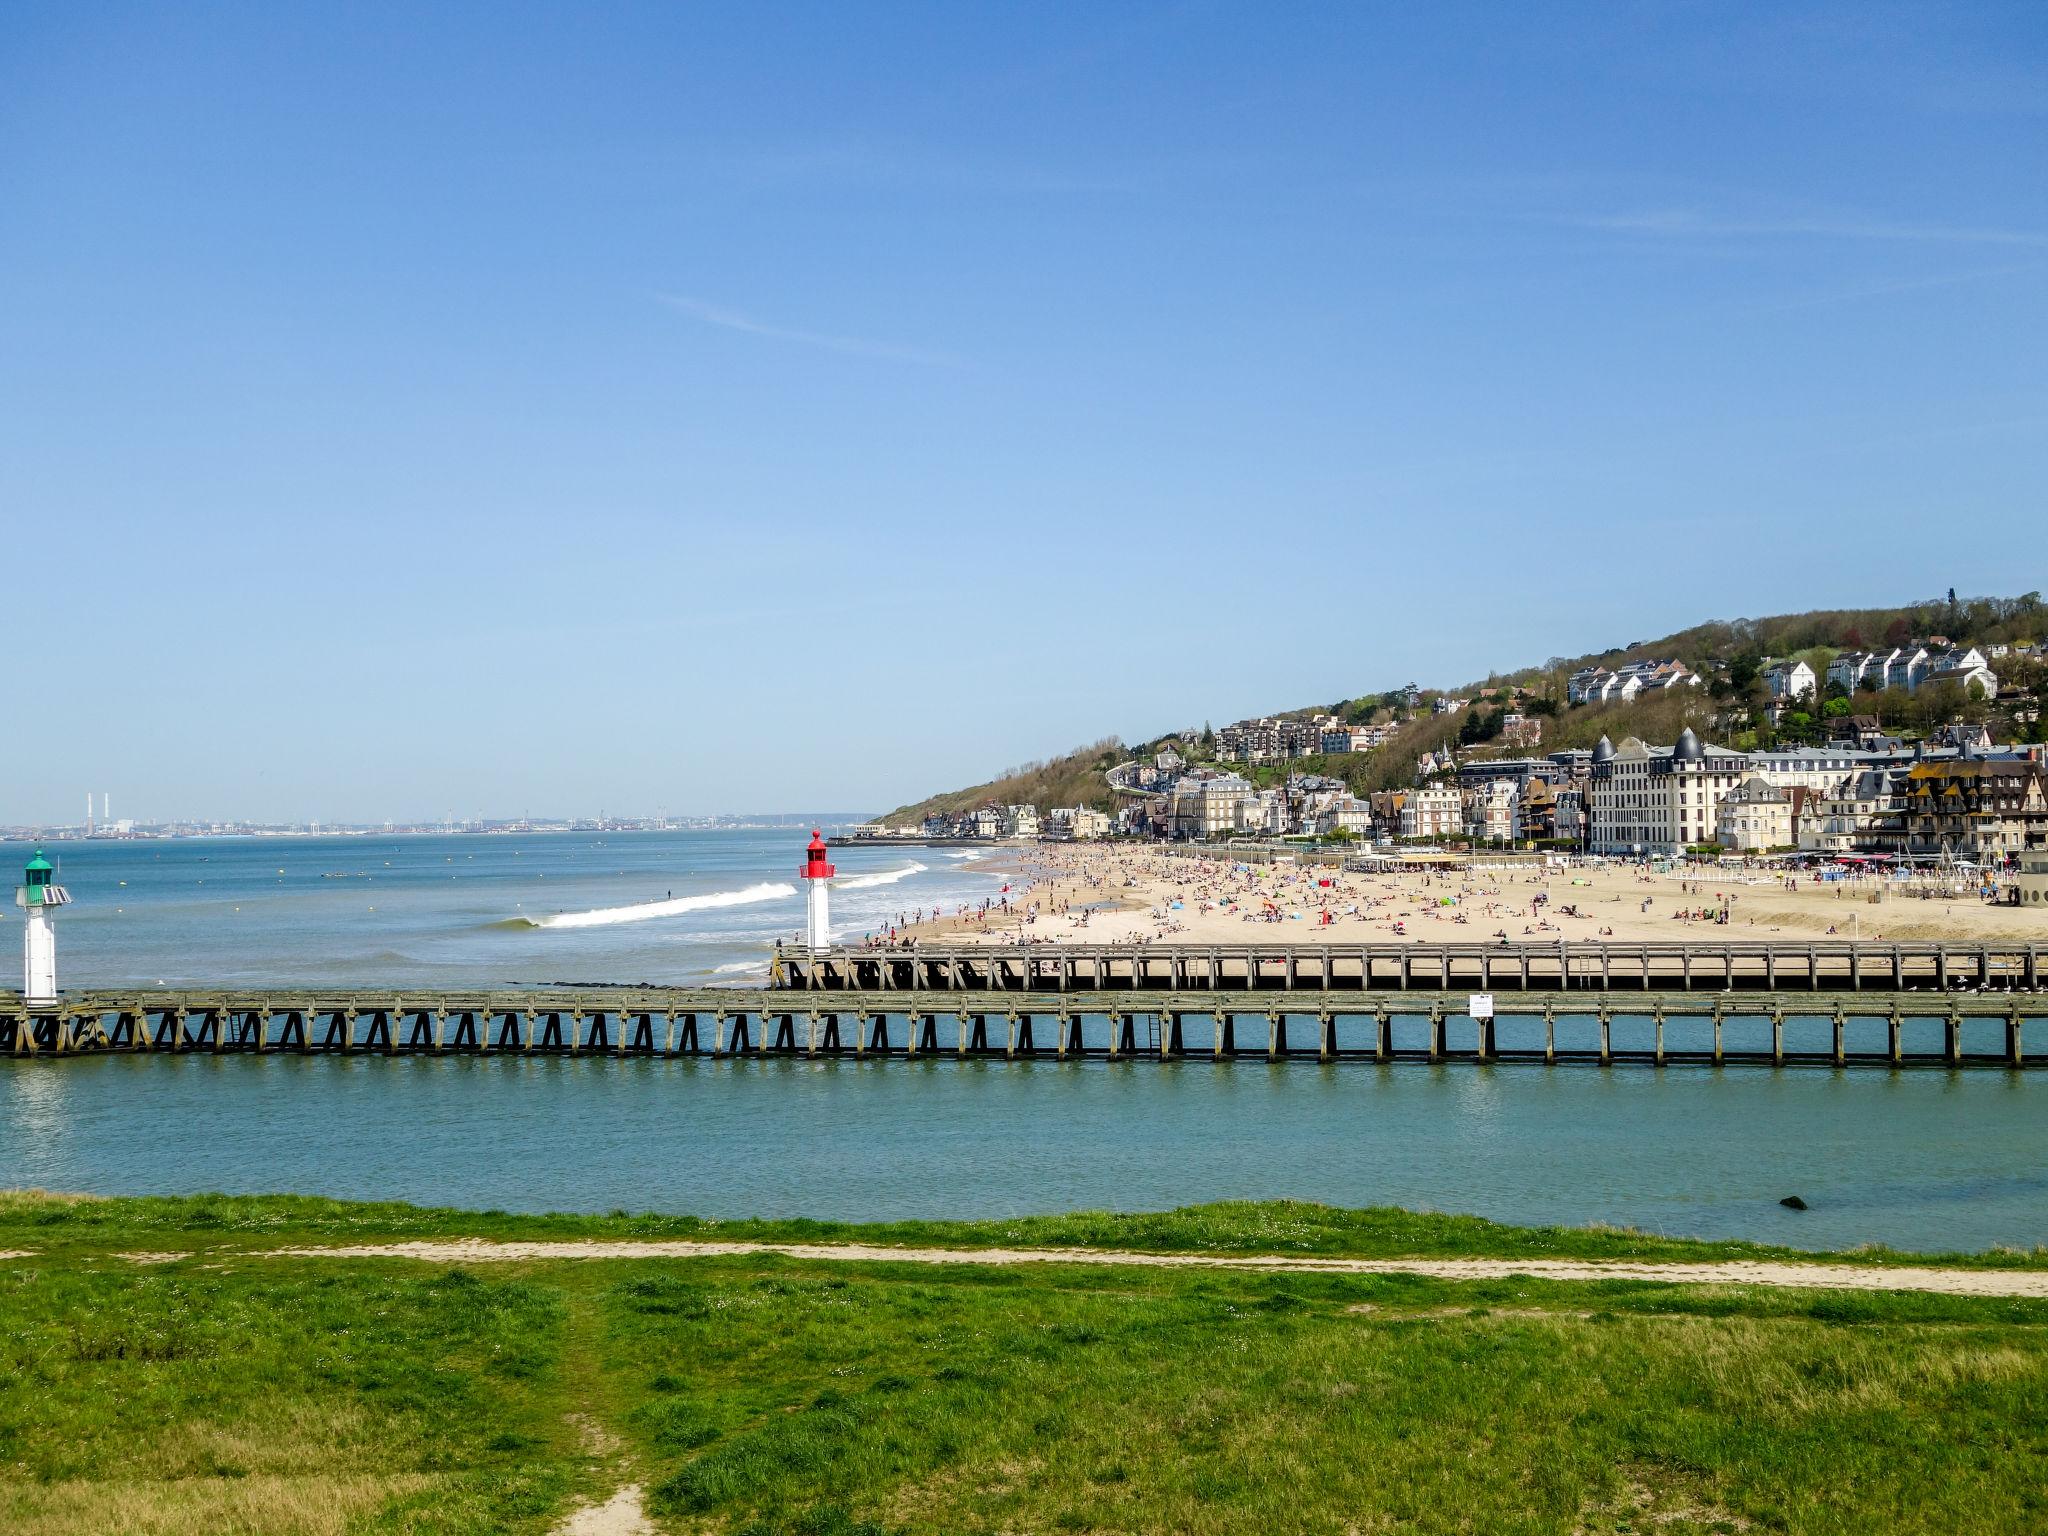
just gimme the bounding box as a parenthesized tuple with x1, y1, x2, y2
(942, 850, 981, 860)
(519, 882, 796, 929)
(835, 861, 927, 890)
(713, 960, 770, 975)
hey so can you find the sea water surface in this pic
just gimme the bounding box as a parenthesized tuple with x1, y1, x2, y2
(3, 832, 2044, 1253)
(16, 828, 999, 988)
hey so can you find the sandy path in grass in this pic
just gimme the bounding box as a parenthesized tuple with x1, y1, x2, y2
(230, 1237, 2048, 1298)
(550, 1482, 652, 1536)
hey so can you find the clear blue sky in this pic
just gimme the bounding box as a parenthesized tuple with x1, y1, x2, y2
(4, 3, 2044, 823)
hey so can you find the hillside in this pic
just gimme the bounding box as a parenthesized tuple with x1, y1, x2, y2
(880, 592, 2046, 820)
(881, 738, 1127, 825)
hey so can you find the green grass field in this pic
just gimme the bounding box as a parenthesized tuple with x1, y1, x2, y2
(3, 1193, 2046, 1534)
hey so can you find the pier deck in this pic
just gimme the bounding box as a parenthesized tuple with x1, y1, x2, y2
(772, 939, 2048, 995)
(3, 987, 2040, 1066)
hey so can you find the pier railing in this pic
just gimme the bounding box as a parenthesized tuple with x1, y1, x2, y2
(1, 986, 2040, 1067)
(771, 940, 2048, 995)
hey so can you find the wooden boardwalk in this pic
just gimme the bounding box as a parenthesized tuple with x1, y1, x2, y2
(774, 939, 2048, 995)
(2, 987, 2039, 1067)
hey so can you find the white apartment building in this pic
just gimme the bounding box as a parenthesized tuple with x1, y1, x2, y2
(1763, 659, 1817, 702)
(1567, 660, 1698, 705)
(1827, 645, 1961, 694)
(1172, 773, 1253, 839)
(1925, 661, 1999, 698)
(1826, 651, 1877, 693)
(1319, 725, 1389, 754)
(1717, 776, 1794, 852)
(1587, 730, 1749, 855)
(1747, 747, 1882, 795)
(1400, 785, 1464, 840)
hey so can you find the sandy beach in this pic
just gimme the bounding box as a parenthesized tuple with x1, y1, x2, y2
(858, 844, 2048, 949)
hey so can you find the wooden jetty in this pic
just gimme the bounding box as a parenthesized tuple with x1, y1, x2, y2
(772, 939, 2048, 995)
(2, 987, 2041, 1067)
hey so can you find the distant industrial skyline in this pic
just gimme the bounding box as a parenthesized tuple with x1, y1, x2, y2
(4, 3, 2045, 823)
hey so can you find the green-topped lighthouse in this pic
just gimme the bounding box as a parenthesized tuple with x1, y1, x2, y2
(17, 848, 70, 1004)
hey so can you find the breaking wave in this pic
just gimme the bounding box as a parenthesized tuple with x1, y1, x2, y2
(835, 861, 927, 890)
(713, 960, 770, 975)
(512, 882, 796, 930)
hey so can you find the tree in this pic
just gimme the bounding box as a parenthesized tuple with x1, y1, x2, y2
(1822, 696, 1851, 719)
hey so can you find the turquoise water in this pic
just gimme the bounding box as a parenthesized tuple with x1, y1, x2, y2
(4, 832, 2045, 1252)
(3, 1053, 2043, 1252)
(8, 829, 1000, 988)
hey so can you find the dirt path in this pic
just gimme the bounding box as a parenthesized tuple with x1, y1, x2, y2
(227, 1237, 2048, 1298)
(550, 1483, 652, 1536)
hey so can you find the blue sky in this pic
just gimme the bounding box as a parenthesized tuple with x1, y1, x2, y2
(3, 2, 2044, 823)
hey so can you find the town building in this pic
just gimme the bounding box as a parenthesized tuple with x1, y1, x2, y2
(1515, 777, 1558, 841)
(1567, 660, 1699, 705)
(1797, 769, 1896, 856)
(1763, 659, 1817, 702)
(1498, 713, 1543, 749)
(1399, 785, 1463, 841)
(1465, 779, 1520, 844)
(1717, 775, 1794, 852)
(1899, 756, 2048, 862)
(1746, 746, 1882, 794)
(1311, 795, 1375, 837)
(1048, 806, 1110, 840)
(1170, 773, 1253, 839)
(1587, 729, 1749, 855)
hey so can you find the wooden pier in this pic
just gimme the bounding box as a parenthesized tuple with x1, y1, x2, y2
(772, 939, 2048, 995)
(2, 987, 2041, 1067)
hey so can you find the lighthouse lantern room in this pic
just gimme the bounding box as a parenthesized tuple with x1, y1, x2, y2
(799, 830, 835, 951)
(17, 849, 71, 1005)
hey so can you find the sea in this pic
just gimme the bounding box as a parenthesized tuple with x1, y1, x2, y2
(3, 830, 2044, 1254)
(15, 828, 995, 990)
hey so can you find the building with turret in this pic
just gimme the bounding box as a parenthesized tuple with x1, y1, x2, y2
(1587, 729, 1749, 855)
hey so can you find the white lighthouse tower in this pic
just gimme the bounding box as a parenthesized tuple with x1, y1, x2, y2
(18, 849, 70, 1005)
(799, 829, 835, 951)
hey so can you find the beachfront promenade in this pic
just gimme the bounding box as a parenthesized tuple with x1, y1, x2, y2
(2, 982, 2042, 1066)
(776, 938, 2048, 994)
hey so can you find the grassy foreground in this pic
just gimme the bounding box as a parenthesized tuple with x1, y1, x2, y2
(2, 1195, 2046, 1534)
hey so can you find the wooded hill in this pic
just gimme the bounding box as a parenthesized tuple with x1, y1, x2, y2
(878, 592, 2046, 822)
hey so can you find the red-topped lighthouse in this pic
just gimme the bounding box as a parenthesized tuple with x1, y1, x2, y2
(799, 829, 835, 951)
